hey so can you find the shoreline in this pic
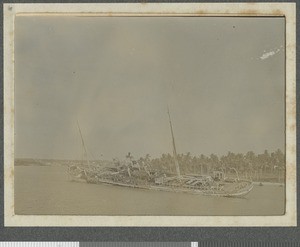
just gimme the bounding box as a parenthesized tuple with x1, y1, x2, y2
(253, 181, 284, 186)
(16, 164, 285, 185)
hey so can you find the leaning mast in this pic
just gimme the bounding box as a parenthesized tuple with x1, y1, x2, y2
(77, 121, 90, 167)
(167, 107, 181, 178)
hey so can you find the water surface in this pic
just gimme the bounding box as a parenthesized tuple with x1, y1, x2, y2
(15, 166, 285, 215)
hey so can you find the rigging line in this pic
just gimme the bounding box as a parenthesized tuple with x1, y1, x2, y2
(76, 120, 90, 166)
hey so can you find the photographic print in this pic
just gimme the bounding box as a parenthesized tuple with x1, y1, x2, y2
(4, 3, 296, 226)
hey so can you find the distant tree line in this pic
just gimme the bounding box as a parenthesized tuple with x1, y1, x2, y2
(137, 149, 285, 182)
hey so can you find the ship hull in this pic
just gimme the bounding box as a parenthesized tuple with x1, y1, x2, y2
(72, 175, 254, 198)
(68, 164, 254, 198)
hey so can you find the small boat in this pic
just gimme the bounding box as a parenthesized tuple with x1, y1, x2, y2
(68, 165, 88, 183)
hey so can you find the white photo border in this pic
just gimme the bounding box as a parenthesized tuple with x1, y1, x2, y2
(4, 3, 296, 227)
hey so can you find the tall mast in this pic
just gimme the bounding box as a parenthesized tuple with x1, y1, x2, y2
(77, 121, 90, 167)
(167, 107, 181, 177)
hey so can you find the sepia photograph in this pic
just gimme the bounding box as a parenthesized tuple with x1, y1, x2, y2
(4, 3, 296, 226)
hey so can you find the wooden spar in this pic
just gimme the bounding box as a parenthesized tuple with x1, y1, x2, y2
(77, 121, 90, 167)
(167, 107, 181, 178)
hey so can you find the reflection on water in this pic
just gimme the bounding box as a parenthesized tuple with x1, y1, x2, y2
(15, 166, 285, 215)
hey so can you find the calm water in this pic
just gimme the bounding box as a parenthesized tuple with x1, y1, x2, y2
(15, 165, 285, 215)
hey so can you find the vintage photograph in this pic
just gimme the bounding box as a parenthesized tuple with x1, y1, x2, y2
(14, 15, 286, 216)
(4, 3, 296, 226)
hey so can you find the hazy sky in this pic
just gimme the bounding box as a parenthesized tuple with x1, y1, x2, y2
(15, 16, 285, 160)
